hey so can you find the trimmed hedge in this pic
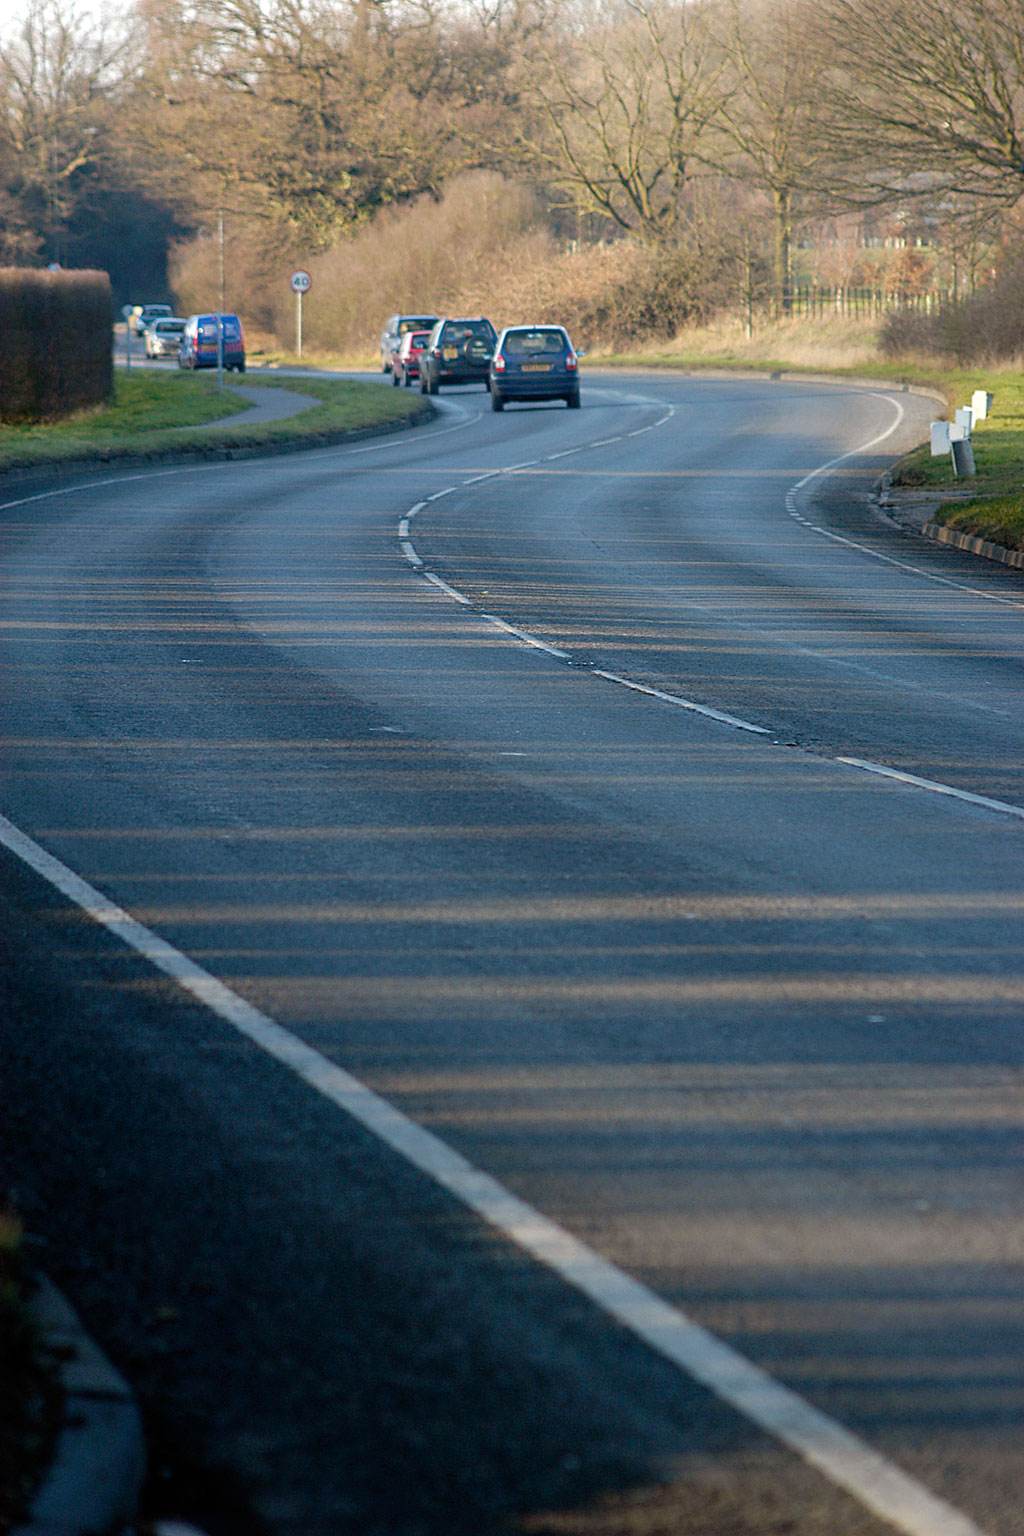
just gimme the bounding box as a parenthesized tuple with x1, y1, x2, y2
(0, 268, 113, 422)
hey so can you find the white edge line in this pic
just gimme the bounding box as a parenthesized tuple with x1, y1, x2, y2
(0, 404, 485, 516)
(0, 806, 987, 1536)
(592, 671, 771, 735)
(837, 757, 1024, 821)
(398, 519, 410, 539)
(400, 540, 422, 567)
(784, 394, 1024, 612)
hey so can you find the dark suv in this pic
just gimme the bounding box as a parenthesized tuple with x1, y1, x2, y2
(419, 317, 497, 394)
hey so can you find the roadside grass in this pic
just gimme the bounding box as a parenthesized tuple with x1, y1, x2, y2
(0, 1205, 61, 1530)
(252, 345, 377, 372)
(0, 369, 426, 473)
(885, 370, 1024, 552)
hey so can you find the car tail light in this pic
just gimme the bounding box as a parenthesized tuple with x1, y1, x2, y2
(565, 352, 578, 370)
(493, 353, 506, 372)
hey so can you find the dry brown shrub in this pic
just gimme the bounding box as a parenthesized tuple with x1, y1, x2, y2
(880, 246, 1024, 364)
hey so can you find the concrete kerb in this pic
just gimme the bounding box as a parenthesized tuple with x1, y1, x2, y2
(13, 1277, 145, 1536)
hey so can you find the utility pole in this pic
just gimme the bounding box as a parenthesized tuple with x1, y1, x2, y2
(216, 207, 225, 390)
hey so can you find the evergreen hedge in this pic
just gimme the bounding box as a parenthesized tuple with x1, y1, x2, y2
(0, 268, 113, 422)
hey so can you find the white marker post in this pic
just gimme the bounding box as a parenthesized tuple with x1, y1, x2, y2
(290, 269, 311, 359)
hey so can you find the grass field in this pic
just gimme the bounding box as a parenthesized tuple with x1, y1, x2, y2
(0, 369, 427, 473)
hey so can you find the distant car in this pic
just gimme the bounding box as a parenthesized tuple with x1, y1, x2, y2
(178, 312, 246, 372)
(419, 317, 497, 395)
(379, 313, 439, 373)
(392, 329, 430, 387)
(489, 325, 580, 411)
(133, 303, 173, 335)
(144, 317, 187, 358)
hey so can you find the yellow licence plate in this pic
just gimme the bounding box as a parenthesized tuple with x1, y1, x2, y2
(443, 347, 459, 360)
(522, 363, 552, 372)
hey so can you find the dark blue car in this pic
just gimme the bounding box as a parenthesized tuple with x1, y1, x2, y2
(489, 325, 580, 411)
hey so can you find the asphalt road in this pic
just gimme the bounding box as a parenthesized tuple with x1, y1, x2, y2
(1, 371, 1021, 1536)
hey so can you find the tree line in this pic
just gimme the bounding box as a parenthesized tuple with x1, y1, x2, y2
(2, 0, 1022, 321)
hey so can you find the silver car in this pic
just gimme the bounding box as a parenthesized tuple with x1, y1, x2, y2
(145, 317, 187, 358)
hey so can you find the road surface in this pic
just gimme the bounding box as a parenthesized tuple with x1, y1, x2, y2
(1, 371, 1021, 1536)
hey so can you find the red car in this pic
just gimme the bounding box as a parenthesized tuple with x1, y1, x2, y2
(392, 329, 430, 387)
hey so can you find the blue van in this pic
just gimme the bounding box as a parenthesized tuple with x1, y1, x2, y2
(178, 313, 246, 372)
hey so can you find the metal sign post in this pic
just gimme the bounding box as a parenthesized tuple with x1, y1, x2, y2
(290, 270, 311, 358)
(121, 305, 134, 372)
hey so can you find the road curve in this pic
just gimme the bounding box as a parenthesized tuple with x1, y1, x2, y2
(1, 371, 1021, 1536)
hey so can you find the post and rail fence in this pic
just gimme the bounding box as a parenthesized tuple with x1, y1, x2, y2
(781, 286, 952, 319)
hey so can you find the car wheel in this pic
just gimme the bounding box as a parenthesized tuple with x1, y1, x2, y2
(392, 368, 400, 386)
(491, 391, 504, 412)
(404, 372, 412, 387)
(567, 390, 581, 408)
(428, 376, 439, 395)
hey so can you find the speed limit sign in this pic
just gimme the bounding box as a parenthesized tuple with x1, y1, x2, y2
(290, 269, 311, 293)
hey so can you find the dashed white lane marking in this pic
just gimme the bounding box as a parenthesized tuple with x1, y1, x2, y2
(424, 572, 471, 605)
(837, 757, 1024, 822)
(482, 615, 571, 660)
(591, 670, 771, 735)
(0, 806, 990, 1536)
(785, 394, 1024, 611)
(400, 393, 1024, 824)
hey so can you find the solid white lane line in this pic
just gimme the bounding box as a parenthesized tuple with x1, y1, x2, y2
(789, 512, 1024, 610)
(397, 395, 1024, 825)
(398, 519, 410, 539)
(785, 394, 1024, 610)
(591, 671, 771, 735)
(0, 404, 485, 517)
(0, 808, 988, 1536)
(837, 758, 1024, 821)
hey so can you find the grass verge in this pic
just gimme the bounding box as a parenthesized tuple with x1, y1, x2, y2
(884, 370, 1024, 552)
(0, 369, 427, 474)
(0, 1205, 62, 1530)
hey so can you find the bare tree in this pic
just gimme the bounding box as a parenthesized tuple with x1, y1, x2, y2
(128, 0, 465, 245)
(817, 0, 1024, 209)
(0, 0, 126, 261)
(517, 0, 732, 243)
(714, 0, 830, 310)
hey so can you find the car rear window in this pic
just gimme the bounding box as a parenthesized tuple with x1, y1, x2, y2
(155, 320, 185, 334)
(198, 316, 241, 339)
(399, 316, 436, 334)
(503, 330, 567, 358)
(442, 320, 494, 345)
